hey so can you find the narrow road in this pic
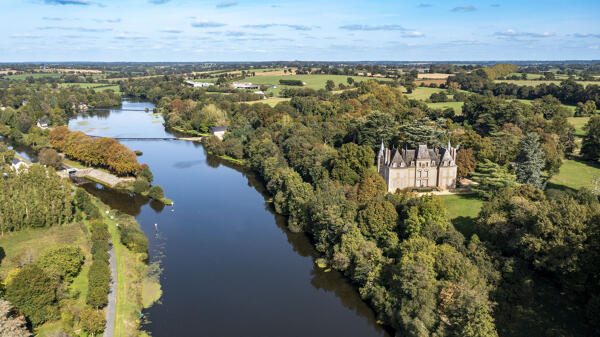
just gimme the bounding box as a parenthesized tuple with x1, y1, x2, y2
(103, 243, 117, 337)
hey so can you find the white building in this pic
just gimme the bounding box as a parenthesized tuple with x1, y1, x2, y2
(378, 141, 459, 192)
(232, 82, 260, 90)
(185, 81, 215, 88)
(210, 126, 228, 140)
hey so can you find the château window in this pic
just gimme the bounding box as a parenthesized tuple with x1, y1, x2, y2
(417, 171, 421, 178)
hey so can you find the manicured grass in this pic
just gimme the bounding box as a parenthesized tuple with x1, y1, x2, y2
(426, 101, 464, 115)
(440, 194, 484, 238)
(549, 158, 600, 191)
(0, 223, 89, 278)
(568, 116, 590, 137)
(404, 87, 448, 100)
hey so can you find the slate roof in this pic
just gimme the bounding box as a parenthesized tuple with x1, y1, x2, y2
(211, 126, 228, 133)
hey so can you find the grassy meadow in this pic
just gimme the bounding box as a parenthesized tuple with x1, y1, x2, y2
(440, 194, 483, 238)
(242, 74, 391, 96)
(549, 159, 600, 191)
(58, 82, 122, 93)
(5, 73, 62, 80)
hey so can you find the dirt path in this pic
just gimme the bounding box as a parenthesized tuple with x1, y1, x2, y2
(103, 243, 117, 337)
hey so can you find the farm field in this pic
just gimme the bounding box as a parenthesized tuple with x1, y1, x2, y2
(5, 72, 62, 80)
(404, 87, 449, 100)
(58, 82, 122, 93)
(494, 79, 598, 87)
(549, 158, 600, 191)
(241, 74, 391, 96)
(440, 194, 483, 238)
(0, 222, 90, 278)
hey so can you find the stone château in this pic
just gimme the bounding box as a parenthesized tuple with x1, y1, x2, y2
(377, 141, 458, 192)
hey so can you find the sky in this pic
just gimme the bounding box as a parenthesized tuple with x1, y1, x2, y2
(1, 0, 599, 62)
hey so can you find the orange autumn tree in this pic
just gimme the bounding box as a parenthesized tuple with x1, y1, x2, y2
(50, 126, 141, 175)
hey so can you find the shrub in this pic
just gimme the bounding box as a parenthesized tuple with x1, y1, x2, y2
(137, 165, 154, 183)
(38, 148, 63, 169)
(133, 176, 150, 193)
(120, 223, 149, 254)
(202, 135, 225, 156)
(37, 246, 84, 283)
(279, 79, 304, 86)
(80, 307, 105, 336)
(148, 185, 165, 200)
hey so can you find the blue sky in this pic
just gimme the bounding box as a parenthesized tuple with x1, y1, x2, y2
(1, 0, 599, 62)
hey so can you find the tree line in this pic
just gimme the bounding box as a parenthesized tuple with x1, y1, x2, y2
(124, 76, 600, 335)
(49, 126, 141, 176)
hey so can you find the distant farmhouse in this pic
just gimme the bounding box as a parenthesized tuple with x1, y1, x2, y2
(210, 126, 228, 140)
(378, 141, 458, 192)
(232, 82, 260, 90)
(185, 80, 215, 88)
(36, 117, 49, 129)
(11, 158, 28, 171)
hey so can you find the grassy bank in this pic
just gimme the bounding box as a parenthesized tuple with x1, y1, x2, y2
(101, 206, 161, 337)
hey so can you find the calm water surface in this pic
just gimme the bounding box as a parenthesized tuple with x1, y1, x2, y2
(68, 101, 390, 337)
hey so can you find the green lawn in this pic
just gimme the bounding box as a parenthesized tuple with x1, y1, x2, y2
(440, 194, 484, 238)
(568, 116, 590, 137)
(549, 158, 600, 191)
(404, 87, 448, 100)
(426, 101, 464, 115)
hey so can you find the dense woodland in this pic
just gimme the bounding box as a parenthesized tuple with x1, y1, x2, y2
(119, 71, 600, 336)
(1, 62, 600, 336)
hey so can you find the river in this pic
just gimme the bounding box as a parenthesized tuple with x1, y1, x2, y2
(67, 100, 390, 337)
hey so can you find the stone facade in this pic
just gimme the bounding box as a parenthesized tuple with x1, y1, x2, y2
(377, 141, 458, 192)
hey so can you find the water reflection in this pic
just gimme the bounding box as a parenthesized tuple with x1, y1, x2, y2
(68, 101, 390, 337)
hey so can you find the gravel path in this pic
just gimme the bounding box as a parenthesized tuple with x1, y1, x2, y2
(103, 243, 117, 337)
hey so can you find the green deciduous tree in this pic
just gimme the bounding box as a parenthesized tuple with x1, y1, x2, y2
(5, 264, 58, 326)
(37, 246, 84, 283)
(582, 116, 600, 161)
(79, 307, 105, 337)
(331, 142, 374, 185)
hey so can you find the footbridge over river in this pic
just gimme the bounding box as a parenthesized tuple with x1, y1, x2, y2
(88, 135, 204, 141)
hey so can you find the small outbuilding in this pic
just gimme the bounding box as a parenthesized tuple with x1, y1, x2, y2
(11, 158, 28, 171)
(37, 117, 49, 129)
(210, 126, 228, 140)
